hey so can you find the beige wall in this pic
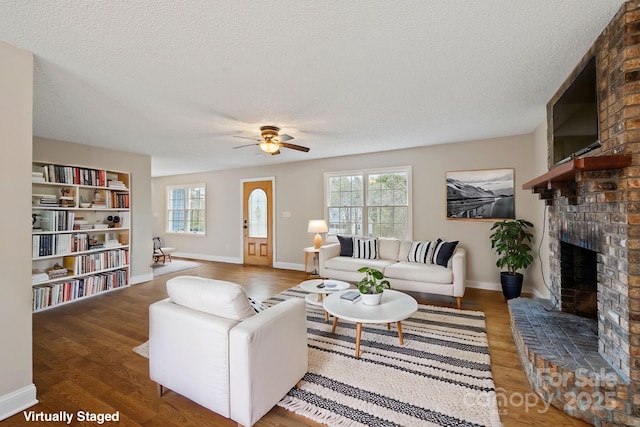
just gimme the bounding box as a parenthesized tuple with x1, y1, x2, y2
(153, 132, 546, 292)
(0, 41, 37, 419)
(531, 121, 552, 299)
(33, 137, 153, 284)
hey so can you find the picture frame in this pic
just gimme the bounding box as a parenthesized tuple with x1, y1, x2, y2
(446, 168, 515, 220)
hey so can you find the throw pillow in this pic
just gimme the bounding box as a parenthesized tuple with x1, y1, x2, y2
(353, 237, 378, 259)
(247, 296, 267, 313)
(337, 235, 354, 257)
(406, 239, 441, 264)
(434, 240, 459, 267)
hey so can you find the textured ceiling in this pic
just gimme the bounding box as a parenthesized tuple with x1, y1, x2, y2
(0, 1, 627, 176)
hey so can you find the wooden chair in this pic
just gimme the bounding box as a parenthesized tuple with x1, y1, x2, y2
(153, 237, 175, 264)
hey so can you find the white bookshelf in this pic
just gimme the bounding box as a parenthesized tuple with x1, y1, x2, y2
(31, 162, 131, 312)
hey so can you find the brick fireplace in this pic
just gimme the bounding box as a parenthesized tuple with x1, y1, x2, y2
(511, 2, 640, 425)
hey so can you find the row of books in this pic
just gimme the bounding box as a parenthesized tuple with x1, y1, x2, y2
(39, 165, 108, 187)
(62, 249, 129, 275)
(32, 233, 90, 258)
(32, 270, 128, 311)
(33, 210, 75, 232)
(114, 193, 130, 208)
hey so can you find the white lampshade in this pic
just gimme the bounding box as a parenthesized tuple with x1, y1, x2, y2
(308, 220, 328, 249)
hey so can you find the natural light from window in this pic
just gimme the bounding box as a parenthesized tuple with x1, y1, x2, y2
(167, 184, 206, 234)
(325, 167, 411, 240)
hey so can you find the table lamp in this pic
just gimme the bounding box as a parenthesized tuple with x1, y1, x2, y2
(308, 220, 328, 249)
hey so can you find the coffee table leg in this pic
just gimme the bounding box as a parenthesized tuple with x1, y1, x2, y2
(331, 316, 339, 334)
(355, 322, 362, 358)
(397, 321, 404, 345)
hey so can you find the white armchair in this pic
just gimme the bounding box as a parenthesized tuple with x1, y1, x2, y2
(149, 276, 308, 427)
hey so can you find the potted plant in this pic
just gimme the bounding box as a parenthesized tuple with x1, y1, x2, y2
(489, 219, 534, 300)
(357, 267, 391, 306)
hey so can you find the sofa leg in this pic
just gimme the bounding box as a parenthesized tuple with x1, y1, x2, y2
(455, 297, 461, 309)
(157, 383, 164, 397)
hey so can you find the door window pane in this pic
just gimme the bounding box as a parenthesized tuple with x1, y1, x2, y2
(248, 189, 267, 238)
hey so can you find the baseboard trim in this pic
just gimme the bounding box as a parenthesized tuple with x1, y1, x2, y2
(465, 280, 501, 292)
(274, 262, 304, 271)
(130, 273, 153, 285)
(172, 252, 242, 264)
(0, 384, 38, 422)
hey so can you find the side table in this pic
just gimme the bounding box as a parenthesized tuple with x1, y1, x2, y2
(304, 246, 320, 275)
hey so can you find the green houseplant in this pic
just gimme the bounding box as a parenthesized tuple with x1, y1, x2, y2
(489, 219, 534, 300)
(357, 267, 391, 306)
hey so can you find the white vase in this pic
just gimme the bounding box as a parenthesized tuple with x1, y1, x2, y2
(360, 292, 383, 306)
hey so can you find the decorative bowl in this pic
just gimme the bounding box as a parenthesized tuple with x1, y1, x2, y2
(80, 202, 91, 208)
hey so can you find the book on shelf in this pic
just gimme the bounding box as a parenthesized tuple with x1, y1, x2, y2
(340, 291, 362, 303)
(107, 180, 127, 190)
(31, 269, 49, 284)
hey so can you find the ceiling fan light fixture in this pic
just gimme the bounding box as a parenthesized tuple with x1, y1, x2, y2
(260, 140, 280, 153)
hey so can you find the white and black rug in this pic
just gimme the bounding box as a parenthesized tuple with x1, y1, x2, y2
(263, 287, 501, 427)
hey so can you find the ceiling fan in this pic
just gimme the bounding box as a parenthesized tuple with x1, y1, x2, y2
(233, 125, 310, 155)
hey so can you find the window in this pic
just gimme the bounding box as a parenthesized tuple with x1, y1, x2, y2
(167, 184, 206, 234)
(325, 167, 411, 239)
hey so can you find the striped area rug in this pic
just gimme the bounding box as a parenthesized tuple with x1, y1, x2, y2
(263, 287, 502, 427)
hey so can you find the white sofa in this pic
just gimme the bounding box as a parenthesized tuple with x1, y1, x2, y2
(149, 276, 308, 427)
(319, 238, 466, 308)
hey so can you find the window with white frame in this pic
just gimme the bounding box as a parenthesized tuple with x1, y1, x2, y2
(167, 184, 206, 234)
(325, 167, 411, 239)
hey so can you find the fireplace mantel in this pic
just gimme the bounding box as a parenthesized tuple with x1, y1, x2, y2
(522, 153, 632, 193)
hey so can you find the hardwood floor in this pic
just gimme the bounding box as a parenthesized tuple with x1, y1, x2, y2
(5, 260, 590, 426)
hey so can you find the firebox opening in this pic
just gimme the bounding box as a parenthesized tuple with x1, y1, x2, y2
(560, 241, 597, 319)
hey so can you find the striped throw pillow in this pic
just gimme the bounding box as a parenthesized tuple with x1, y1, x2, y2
(407, 239, 441, 264)
(353, 237, 378, 259)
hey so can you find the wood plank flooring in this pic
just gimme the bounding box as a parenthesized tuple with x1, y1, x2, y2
(5, 260, 590, 426)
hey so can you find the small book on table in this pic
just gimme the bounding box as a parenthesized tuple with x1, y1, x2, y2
(340, 291, 361, 303)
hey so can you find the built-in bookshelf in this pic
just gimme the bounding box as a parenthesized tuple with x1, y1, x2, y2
(31, 162, 131, 312)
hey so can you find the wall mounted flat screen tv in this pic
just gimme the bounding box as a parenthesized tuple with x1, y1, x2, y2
(552, 56, 600, 165)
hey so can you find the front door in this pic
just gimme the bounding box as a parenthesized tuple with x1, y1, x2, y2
(242, 180, 273, 266)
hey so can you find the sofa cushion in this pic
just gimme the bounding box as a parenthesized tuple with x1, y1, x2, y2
(325, 256, 395, 272)
(434, 240, 459, 267)
(378, 238, 400, 261)
(385, 261, 454, 284)
(353, 237, 378, 259)
(398, 240, 412, 261)
(407, 239, 441, 264)
(337, 235, 354, 257)
(166, 276, 255, 321)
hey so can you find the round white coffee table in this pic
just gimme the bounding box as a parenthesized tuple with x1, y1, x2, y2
(323, 289, 418, 358)
(299, 279, 351, 321)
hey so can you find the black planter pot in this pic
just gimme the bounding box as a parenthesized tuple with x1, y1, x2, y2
(500, 272, 523, 300)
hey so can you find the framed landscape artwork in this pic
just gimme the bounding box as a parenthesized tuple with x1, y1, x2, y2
(446, 168, 515, 220)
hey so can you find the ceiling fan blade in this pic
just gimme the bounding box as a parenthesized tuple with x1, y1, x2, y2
(269, 150, 281, 156)
(280, 142, 310, 152)
(278, 134, 294, 142)
(232, 143, 259, 149)
(233, 135, 261, 141)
